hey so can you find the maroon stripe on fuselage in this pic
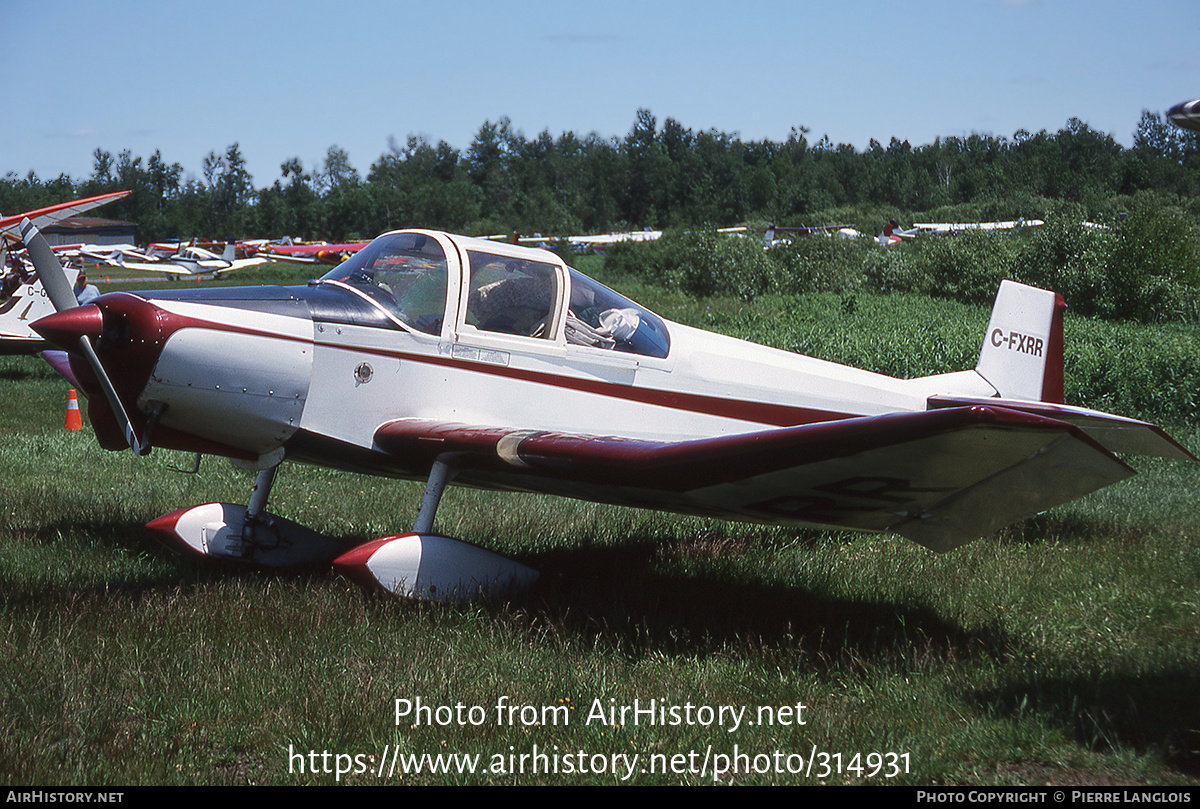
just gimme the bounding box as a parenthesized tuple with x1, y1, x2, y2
(135, 294, 855, 429)
(324, 341, 855, 428)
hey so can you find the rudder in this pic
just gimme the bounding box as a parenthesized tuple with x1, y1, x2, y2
(975, 280, 1065, 403)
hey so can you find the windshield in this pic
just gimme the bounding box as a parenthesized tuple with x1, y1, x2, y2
(320, 233, 447, 335)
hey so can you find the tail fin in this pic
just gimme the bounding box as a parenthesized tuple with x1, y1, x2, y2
(975, 280, 1065, 403)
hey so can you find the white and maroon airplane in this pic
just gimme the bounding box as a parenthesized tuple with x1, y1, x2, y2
(25, 224, 1194, 602)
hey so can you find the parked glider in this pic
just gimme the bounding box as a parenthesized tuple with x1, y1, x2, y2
(26, 225, 1193, 602)
(877, 218, 1042, 246)
(763, 224, 858, 247)
(910, 218, 1044, 235)
(497, 227, 748, 254)
(0, 191, 128, 352)
(568, 229, 663, 253)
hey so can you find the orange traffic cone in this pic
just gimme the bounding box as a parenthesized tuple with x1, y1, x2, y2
(64, 388, 82, 431)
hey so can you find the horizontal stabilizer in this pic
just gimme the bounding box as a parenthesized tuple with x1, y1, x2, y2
(927, 395, 1195, 461)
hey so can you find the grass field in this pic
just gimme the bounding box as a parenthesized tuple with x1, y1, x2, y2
(2, 261, 1199, 785)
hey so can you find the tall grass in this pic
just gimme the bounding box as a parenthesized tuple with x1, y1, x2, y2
(1, 279, 1199, 784)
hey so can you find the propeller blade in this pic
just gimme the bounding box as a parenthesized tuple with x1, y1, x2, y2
(20, 217, 146, 455)
(20, 218, 77, 312)
(75, 335, 146, 455)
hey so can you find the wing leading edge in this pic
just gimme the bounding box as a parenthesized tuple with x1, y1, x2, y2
(374, 406, 1134, 552)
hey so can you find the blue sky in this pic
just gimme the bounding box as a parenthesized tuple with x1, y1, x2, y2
(4, 0, 1198, 188)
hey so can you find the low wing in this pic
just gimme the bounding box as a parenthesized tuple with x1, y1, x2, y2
(210, 257, 271, 274)
(374, 406, 1133, 552)
(912, 220, 1044, 234)
(97, 257, 192, 275)
(172, 257, 270, 275)
(569, 231, 664, 246)
(94, 256, 267, 276)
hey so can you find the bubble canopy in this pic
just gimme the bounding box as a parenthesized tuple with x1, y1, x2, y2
(318, 231, 669, 358)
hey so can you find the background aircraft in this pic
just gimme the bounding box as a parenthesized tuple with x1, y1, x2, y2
(97, 240, 271, 277)
(257, 241, 370, 265)
(52, 243, 159, 268)
(1168, 98, 1200, 131)
(763, 224, 858, 247)
(483, 229, 667, 254)
(910, 218, 1044, 235)
(0, 191, 127, 352)
(878, 219, 919, 245)
(25, 225, 1193, 604)
(492, 227, 749, 254)
(877, 218, 1043, 245)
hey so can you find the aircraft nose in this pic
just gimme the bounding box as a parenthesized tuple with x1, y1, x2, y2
(32, 293, 173, 451)
(30, 304, 104, 349)
(31, 292, 169, 360)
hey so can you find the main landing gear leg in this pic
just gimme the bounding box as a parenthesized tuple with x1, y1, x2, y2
(414, 455, 456, 534)
(332, 455, 539, 602)
(145, 453, 539, 602)
(241, 464, 279, 555)
(144, 458, 340, 567)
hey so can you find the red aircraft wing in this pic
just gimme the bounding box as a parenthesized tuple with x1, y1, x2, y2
(0, 191, 130, 236)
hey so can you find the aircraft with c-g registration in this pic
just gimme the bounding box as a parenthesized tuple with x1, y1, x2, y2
(0, 191, 129, 353)
(24, 222, 1195, 602)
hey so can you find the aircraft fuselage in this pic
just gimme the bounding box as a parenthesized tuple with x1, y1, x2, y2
(49, 230, 997, 483)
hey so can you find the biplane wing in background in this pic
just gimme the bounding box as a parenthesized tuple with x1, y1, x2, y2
(0, 191, 130, 241)
(24, 225, 1195, 603)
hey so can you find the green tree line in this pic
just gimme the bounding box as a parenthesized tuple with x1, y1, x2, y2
(2, 109, 1198, 244)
